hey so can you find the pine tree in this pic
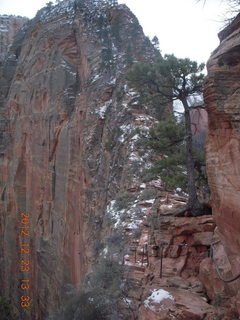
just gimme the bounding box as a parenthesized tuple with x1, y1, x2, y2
(46, 1, 53, 8)
(152, 36, 160, 51)
(127, 54, 205, 216)
(144, 117, 187, 190)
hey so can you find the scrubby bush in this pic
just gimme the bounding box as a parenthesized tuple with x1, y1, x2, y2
(50, 290, 108, 320)
(50, 259, 124, 320)
(139, 188, 158, 201)
(114, 192, 136, 211)
(105, 140, 115, 151)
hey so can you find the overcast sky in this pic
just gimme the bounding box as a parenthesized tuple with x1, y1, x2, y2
(0, 0, 229, 63)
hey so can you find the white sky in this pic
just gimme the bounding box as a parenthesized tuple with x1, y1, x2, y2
(0, 0, 229, 63)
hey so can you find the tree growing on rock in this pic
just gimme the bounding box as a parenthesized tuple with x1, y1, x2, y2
(143, 116, 187, 190)
(127, 54, 205, 216)
(151, 36, 160, 51)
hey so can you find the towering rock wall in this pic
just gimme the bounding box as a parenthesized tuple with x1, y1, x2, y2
(0, 15, 28, 62)
(203, 12, 240, 316)
(0, 1, 158, 319)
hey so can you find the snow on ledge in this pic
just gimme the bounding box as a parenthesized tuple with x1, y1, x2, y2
(144, 289, 174, 311)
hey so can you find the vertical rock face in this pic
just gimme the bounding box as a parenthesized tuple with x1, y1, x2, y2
(0, 15, 28, 153)
(0, 15, 28, 62)
(204, 12, 240, 314)
(0, 1, 158, 319)
(190, 108, 208, 137)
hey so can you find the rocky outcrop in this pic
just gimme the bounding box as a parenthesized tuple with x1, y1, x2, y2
(203, 12, 240, 317)
(0, 1, 159, 319)
(117, 189, 221, 319)
(0, 15, 28, 62)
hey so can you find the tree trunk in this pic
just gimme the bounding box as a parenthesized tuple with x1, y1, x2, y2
(181, 97, 203, 216)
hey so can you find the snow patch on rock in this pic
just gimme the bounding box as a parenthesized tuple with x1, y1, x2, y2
(144, 289, 174, 311)
(96, 99, 112, 119)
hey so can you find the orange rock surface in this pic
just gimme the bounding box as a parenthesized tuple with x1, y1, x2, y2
(204, 11, 240, 318)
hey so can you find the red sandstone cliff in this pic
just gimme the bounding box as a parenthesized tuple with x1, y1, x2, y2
(191, 108, 208, 137)
(202, 12, 240, 318)
(0, 1, 158, 319)
(2, 1, 240, 320)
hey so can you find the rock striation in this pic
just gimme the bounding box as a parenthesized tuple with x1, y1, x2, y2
(3, 1, 240, 319)
(203, 12, 240, 317)
(0, 15, 28, 62)
(0, 1, 158, 319)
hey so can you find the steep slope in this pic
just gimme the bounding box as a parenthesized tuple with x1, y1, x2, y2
(203, 12, 240, 318)
(0, 1, 158, 319)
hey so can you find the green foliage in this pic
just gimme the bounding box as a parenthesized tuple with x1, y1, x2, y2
(90, 259, 122, 296)
(129, 19, 141, 39)
(127, 54, 205, 119)
(153, 54, 205, 99)
(147, 116, 185, 154)
(54, 290, 108, 320)
(193, 148, 207, 187)
(111, 15, 122, 44)
(127, 63, 166, 119)
(105, 140, 114, 151)
(127, 54, 204, 102)
(139, 188, 158, 201)
(49, 259, 123, 320)
(142, 117, 187, 190)
(95, 13, 115, 70)
(124, 44, 133, 66)
(51, 259, 123, 320)
(99, 23, 114, 70)
(101, 47, 114, 69)
(142, 116, 208, 191)
(128, 54, 207, 215)
(96, 14, 105, 29)
(114, 191, 136, 210)
(149, 157, 187, 190)
(46, 1, 53, 9)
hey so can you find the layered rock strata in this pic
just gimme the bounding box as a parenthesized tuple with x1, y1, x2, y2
(203, 12, 240, 317)
(0, 1, 158, 319)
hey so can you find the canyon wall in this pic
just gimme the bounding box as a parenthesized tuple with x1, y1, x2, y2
(2, 2, 240, 319)
(0, 1, 158, 319)
(203, 12, 240, 315)
(0, 15, 28, 62)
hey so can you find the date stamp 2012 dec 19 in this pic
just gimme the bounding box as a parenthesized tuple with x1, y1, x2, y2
(18, 212, 32, 309)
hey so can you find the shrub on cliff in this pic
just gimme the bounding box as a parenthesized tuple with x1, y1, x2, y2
(114, 191, 136, 211)
(50, 259, 124, 320)
(57, 290, 108, 320)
